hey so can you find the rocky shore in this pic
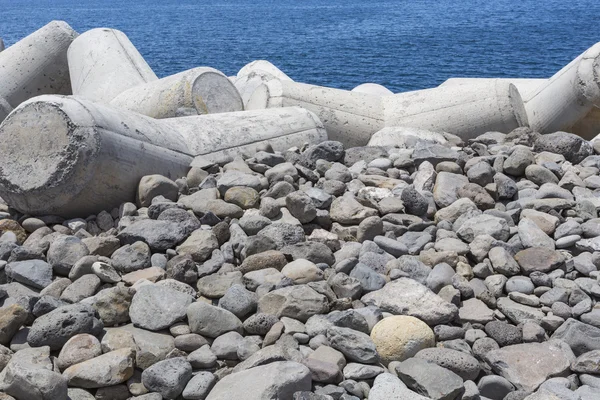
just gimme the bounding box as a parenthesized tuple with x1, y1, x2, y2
(0, 126, 599, 400)
(3, 20, 600, 400)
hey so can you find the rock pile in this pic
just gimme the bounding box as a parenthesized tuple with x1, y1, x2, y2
(0, 126, 600, 400)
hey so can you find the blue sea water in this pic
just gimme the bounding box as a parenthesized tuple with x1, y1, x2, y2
(1, 0, 599, 93)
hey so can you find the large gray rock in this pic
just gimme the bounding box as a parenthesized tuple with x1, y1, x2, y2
(130, 285, 193, 331)
(415, 347, 481, 381)
(141, 357, 192, 399)
(92, 286, 135, 327)
(47, 235, 90, 276)
(533, 131, 593, 164)
(118, 219, 188, 252)
(362, 278, 458, 325)
(514, 247, 564, 275)
(187, 302, 242, 338)
(327, 326, 378, 364)
(456, 214, 510, 243)
(551, 318, 600, 356)
(218, 284, 257, 319)
(5, 260, 53, 289)
(395, 357, 465, 400)
(62, 348, 135, 389)
(258, 285, 329, 322)
(175, 230, 219, 262)
(182, 371, 216, 400)
(27, 303, 103, 350)
(496, 297, 544, 324)
(0, 346, 68, 400)
(369, 373, 432, 400)
(433, 172, 469, 208)
(257, 223, 306, 249)
(484, 340, 575, 392)
(110, 241, 151, 273)
(205, 361, 311, 400)
(60, 274, 101, 303)
(330, 195, 378, 225)
(137, 175, 179, 207)
(116, 324, 175, 370)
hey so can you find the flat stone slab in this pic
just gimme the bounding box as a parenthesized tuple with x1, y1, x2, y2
(362, 278, 458, 325)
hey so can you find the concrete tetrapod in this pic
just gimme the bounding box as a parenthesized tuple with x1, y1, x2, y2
(0, 37, 4, 52)
(68, 28, 158, 103)
(110, 67, 244, 118)
(352, 83, 394, 96)
(382, 79, 527, 140)
(247, 79, 386, 147)
(246, 78, 526, 146)
(237, 60, 293, 82)
(525, 42, 600, 134)
(0, 21, 78, 123)
(0, 95, 326, 217)
(440, 77, 600, 140)
(234, 61, 293, 109)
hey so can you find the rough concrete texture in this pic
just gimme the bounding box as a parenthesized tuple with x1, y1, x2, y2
(234, 60, 296, 112)
(110, 67, 244, 118)
(382, 80, 528, 140)
(68, 28, 158, 103)
(237, 60, 293, 82)
(245, 77, 526, 146)
(247, 79, 386, 147)
(0, 21, 77, 122)
(443, 78, 600, 140)
(0, 95, 326, 216)
(439, 43, 600, 139)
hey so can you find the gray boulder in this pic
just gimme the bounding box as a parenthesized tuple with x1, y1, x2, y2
(484, 340, 575, 392)
(27, 303, 103, 350)
(395, 357, 465, 400)
(5, 260, 53, 289)
(118, 219, 188, 252)
(205, 361, 311, 400)
(187, 302, 242, 338)
(362, 278, 458, 325)
(0, 346, 67, 400)
(141, 357, 192, 399)
(130, 285, 193, 331)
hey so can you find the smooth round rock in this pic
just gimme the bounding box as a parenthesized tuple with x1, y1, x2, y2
(370, 316, 435, 364)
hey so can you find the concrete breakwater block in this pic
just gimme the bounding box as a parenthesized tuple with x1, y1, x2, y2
(352, 83, 394, 95)
(110, 67, 244, 118)
(233, 60, 293, 109)
(68, 28, 159, 103)
(0, 20, 78, 123)
(382, 79, 528, 140)
(0, 37, 4, 52)
(244, 77, 526, 146)
(0, 95, 326, 217)
(439, 43, 600, 139)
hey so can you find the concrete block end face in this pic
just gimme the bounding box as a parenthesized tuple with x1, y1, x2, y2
(0, 96, 100, 215)
(191, 70, 244, 114)
(49, 20, 79, 40)
(246, 79, 284, 110)
(576, 42, 600, 106)
(507, 83, 530, 128)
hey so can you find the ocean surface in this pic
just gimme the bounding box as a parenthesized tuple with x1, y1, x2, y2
(1, 0, 599, 93)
